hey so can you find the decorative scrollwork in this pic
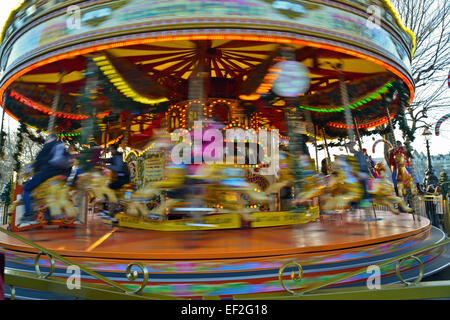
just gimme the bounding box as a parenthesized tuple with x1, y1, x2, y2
(278, 261, 304, 295)
(125, 262, 149, 294)
(34, 251, 55, 279)
(395, 255, 424, 286)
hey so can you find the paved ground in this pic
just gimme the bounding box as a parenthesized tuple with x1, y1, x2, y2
(424, 265, 450, 281)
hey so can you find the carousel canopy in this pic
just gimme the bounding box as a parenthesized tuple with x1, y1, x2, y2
(0, 0, 415, 147)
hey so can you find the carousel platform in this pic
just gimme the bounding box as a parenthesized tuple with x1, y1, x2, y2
(0, 211, 448, 299)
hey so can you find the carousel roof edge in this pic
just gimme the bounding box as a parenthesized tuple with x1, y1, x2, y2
(1, 0, 415, 55)
(379, 0, 416, 56)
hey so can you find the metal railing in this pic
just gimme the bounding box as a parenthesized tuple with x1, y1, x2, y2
(234, 239, 450, 300)
(1, 224, 449, 300)
(373, 195, 450, 235)
(420, 195, 450, 234)
(0, 197, 449, 300)
(0, 227, 180, 300)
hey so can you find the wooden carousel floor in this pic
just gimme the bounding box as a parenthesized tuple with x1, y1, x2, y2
(0, 211, 430, 260)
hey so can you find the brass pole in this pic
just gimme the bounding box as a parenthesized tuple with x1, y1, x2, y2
(353, 117, 364, 152)
(321, 128, 331, 162)
(313, 125, 319, 172)
(0, 91, 6, 158)
(385, 106, 397, 149)
(336, 67, 356, 145)
(122, 115, 132, 151)
(47, 72, 66, 133)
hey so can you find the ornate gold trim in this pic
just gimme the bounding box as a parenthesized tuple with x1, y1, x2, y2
(125, 262, 149, 294)
(380, 0, 416, 55)
(9, 285, 16, 300)
(278, 261, 304, 295)
(395, 255, 424, 286)
(34, 251, 55, 279)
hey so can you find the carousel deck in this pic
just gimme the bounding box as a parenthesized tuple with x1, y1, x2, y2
(2, 210, 447, 299)
(0, 211, 430, 260)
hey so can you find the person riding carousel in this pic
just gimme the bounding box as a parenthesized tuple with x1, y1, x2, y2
(362, 148, 378, 178)
(97, 144, 130, 220)
(19, 133, 73, 227)
(346, 141, 372, 207)
(388, 140, 421, 195)
(104, 144, 130, 190)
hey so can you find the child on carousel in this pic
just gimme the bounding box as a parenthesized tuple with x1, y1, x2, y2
(362, 148, 378, 178)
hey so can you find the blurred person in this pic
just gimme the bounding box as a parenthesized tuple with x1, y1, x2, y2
(424, 185, 439, 228)
(97, 144, 130, 219)
(320, 158, 330, 176)
(66, 144, 80, 186)
(362, 148, 378, 178)
(104, 144, 130, 190)
(20, 134, 73, 227)
(347, 141, 371, 207)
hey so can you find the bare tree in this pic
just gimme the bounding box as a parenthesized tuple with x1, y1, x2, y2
(0, 129, 42, 187)
(391, 0, 450, 134)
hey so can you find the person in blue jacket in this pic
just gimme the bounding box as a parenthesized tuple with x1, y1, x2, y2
(19, 134, 73, 227)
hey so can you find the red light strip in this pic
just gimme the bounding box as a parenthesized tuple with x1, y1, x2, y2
(0, 33, 414, 116)
(9, 90, 110, 119)
(327, 114, 395, 130)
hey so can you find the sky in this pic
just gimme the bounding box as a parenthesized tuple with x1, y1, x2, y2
(0, 0, 448, 161)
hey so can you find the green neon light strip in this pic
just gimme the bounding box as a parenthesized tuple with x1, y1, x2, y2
(24, 123, 81, 137)
(298, 82, 392, 113)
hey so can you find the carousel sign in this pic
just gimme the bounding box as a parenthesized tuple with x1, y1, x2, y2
(3, 0, 413, 75)
(170, 121, 280, 176)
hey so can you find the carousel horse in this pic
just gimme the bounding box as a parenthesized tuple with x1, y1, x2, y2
(369, 162, 413, 214)
(121, 164, 187, 219)
(201, 164, 270, 221)
(35, 176, 78, 219)
(320, 157, 413, 214)
(394, 153, 417, 198)
(264, 151, 294, 195)
(77, 169, 119, 203)
(320, 156, 364, 211)
(374, 162, 387, 178)
(10, 166, 77, 224)
(295, 155, 326, 201)
(125, 162, 270, 222)
(122, 130, 185, 219)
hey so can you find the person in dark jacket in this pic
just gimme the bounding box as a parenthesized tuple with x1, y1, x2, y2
(104, 144, 130, 190)
(20, 134, 72, 226)
(347, 141, 371, 207)
(321, 158, 330, 176)
(0, 252, 4, 300)
(424, 185, 439, 228)
(97, 144, 130, 220)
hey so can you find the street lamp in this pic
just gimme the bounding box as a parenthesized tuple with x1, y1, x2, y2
(422, 126, 438, 189)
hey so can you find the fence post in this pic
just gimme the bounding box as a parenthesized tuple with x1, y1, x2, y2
(0, 251, 4, 300)
(443, 196, 450, 236)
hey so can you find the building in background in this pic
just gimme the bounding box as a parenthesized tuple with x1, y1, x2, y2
(411, 151, 450, 185)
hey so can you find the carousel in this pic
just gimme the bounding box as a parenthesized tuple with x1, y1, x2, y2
(0, 0, 446, 299)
